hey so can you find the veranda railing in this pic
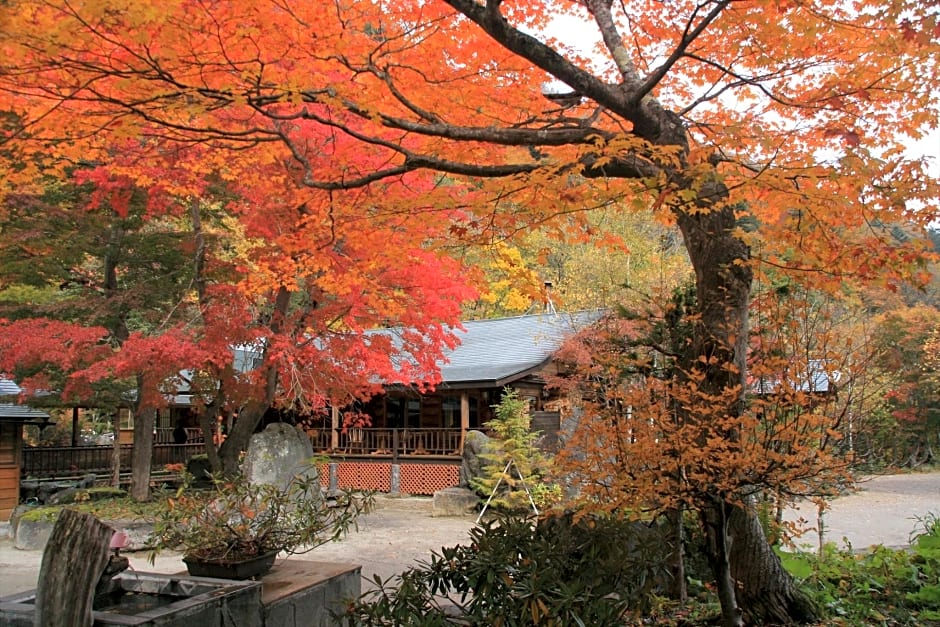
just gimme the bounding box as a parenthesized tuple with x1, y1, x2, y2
(307, 427, 464, 458)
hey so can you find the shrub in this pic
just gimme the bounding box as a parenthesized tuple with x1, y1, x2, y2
(470, 390, 555, 513)
(147, 470, 372, 563)
(341, 512, 681, 626)
(780, 512, 940, 625)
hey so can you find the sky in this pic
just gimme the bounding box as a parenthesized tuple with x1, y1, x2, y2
(544, 10, 939, 193)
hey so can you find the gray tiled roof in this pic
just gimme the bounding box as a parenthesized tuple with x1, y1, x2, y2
(0, 377, 51, 421)
(436, 311, 603, 386)
(751, 359, 838, 395)
(174, 311, 604, 402)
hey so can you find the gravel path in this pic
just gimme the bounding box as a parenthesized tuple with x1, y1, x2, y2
(1, 473, 939, 598)
(0, 495, 478, 598)
(784, 472, 940, 551)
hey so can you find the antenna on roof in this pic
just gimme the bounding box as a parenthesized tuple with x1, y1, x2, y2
(544, 281, 556, 314)
(523, 281, 558, 315)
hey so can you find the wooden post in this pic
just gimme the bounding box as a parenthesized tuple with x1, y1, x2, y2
(331, 406, 340, 450)
(70, 407, 79, 448)
(459, 392, 470, 455)
(34, 509, 114, 627)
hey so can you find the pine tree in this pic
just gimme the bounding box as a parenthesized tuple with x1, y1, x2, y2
(471, 390, 550, 513)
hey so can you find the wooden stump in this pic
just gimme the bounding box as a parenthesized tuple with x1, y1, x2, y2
(33, 509, 114, 627)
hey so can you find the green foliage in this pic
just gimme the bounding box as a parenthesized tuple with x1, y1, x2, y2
(470, 390, 553, 512)
(342, 513, 678, 626)
(781, 513, 940, 625)
(147, 469, 373, 562)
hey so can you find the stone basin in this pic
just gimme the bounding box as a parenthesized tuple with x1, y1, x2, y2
(0, 571, 262, 626)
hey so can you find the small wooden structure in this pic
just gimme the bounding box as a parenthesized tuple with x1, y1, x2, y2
(0, 378, 49, 520)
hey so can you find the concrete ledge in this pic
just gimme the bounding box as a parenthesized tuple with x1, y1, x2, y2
(261, 560, 361, 627)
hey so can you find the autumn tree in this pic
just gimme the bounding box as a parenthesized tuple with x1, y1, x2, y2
(0, 168, 478, 490)
(871, 304, 940, 465)
(523, 207, 690, 312)
(0, 178, 208, 498)
(552, 280, 907, 620)
(1, 0, 938, 623)
(459, 241, 544, 318)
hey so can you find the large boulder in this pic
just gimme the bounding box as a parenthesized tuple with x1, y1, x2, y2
(244, 423, 320, 493)
(459, 430, 491, 488)
(432, 487, 479, 517)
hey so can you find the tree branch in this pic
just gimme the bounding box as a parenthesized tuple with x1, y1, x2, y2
(443, 0, 690, 150)
(634, 0, 732, 104)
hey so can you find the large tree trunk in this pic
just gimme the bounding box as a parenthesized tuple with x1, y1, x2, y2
(216, 286, 291, 475)
(196, 403, 223, 474)
(217, 401, 266, 475)
(129, 405, 155, 501)
(728, 502, 819, 625)
(676, 200, 818, 625)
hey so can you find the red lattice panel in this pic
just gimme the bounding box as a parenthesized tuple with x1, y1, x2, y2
(337, 462, 392, 492)
(400, 463, 460, 496)
(317, 463, 329, 490)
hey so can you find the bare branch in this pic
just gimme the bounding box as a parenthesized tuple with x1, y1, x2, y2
(635, 0, 732, 104)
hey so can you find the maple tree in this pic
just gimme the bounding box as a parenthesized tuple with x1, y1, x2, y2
(0, 180, 208, 497)
(0, 175, 476, 497)
(0, 0, 938, 622)
(0, 166, 476, 502)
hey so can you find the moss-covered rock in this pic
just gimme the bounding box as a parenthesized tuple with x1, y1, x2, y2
(46, 486, 126, 506)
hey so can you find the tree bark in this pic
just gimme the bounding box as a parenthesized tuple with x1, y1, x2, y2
(217, 402, 266, 475)
(676, 200, 818, 624)
(197, 403, 223, 474)
(728, 502, 819, 625)
(702, 499, 744, 627)
(217, 286, 291, 475)
(666, 506, 688, 602)
(34, 509, 113, 627)
(129, 403, 155, 501)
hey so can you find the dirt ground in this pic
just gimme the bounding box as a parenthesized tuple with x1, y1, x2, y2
(1, 473, 938, 599)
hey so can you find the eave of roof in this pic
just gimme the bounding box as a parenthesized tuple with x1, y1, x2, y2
(0, 378, 51, 422)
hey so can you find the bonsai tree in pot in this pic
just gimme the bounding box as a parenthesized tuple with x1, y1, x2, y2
(148, 468, 373, 579)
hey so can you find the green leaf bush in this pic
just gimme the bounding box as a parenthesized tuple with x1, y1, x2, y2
(781, 513, 940, 625)
(147, 469, 372, 563)
(342, 512, 683, 626)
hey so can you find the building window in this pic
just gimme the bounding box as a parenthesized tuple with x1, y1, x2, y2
(157, 408, 173, 430)
(386, 396, 421, 429)
(118, 408, 134, 430)
(442, 397, 460, 429)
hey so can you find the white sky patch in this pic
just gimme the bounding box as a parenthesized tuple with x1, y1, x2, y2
(539, 7, 938, 187)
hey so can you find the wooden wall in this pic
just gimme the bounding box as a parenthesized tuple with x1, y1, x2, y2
(0, 422, 22, 520)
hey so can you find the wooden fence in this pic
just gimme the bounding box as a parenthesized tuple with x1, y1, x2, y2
(22, 443, 206, 479)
